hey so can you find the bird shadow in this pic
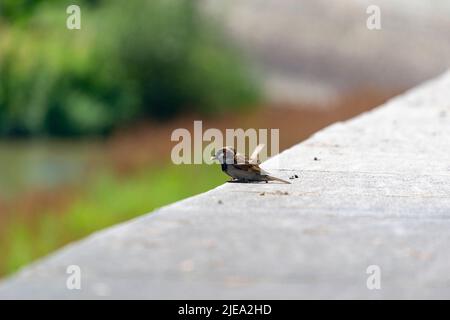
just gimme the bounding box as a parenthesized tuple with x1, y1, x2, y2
(226, 180, 287, 184)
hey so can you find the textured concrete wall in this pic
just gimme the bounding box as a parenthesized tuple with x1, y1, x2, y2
(1, 71, 450, 299)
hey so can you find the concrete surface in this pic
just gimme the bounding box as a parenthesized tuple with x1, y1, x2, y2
(1, 71, 450, 299)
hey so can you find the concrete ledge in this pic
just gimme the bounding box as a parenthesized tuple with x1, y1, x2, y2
(1, 71, 450, 299)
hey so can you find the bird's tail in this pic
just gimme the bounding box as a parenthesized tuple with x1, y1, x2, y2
(267, 175, 291, 184)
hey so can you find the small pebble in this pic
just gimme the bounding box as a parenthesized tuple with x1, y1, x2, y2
(259, 192, 265, 196)
(218, 200, 223, 204)
(314, 157, 319, 161)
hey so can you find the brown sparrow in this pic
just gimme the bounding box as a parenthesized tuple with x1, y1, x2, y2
(211, 146, 291, 184)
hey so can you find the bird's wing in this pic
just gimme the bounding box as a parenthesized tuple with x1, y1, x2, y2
(249, 144, 265, 164)
(233, 162, 264, 175)
(234, 152, 251, 165)
(235, 149, 261, 165)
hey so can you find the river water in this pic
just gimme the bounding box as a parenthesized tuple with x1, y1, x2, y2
(0, 140, 103, 200)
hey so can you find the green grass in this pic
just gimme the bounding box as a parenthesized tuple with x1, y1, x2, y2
(0, 163, 225, 275)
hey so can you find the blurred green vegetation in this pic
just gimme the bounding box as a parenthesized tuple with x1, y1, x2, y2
(0, 0, 259, 137)
(0, 163, 225, 275)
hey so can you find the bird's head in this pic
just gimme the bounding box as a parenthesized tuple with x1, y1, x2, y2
(211, 146, 236, 164)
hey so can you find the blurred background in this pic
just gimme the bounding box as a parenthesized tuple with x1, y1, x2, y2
(0, 0, 449, 277)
